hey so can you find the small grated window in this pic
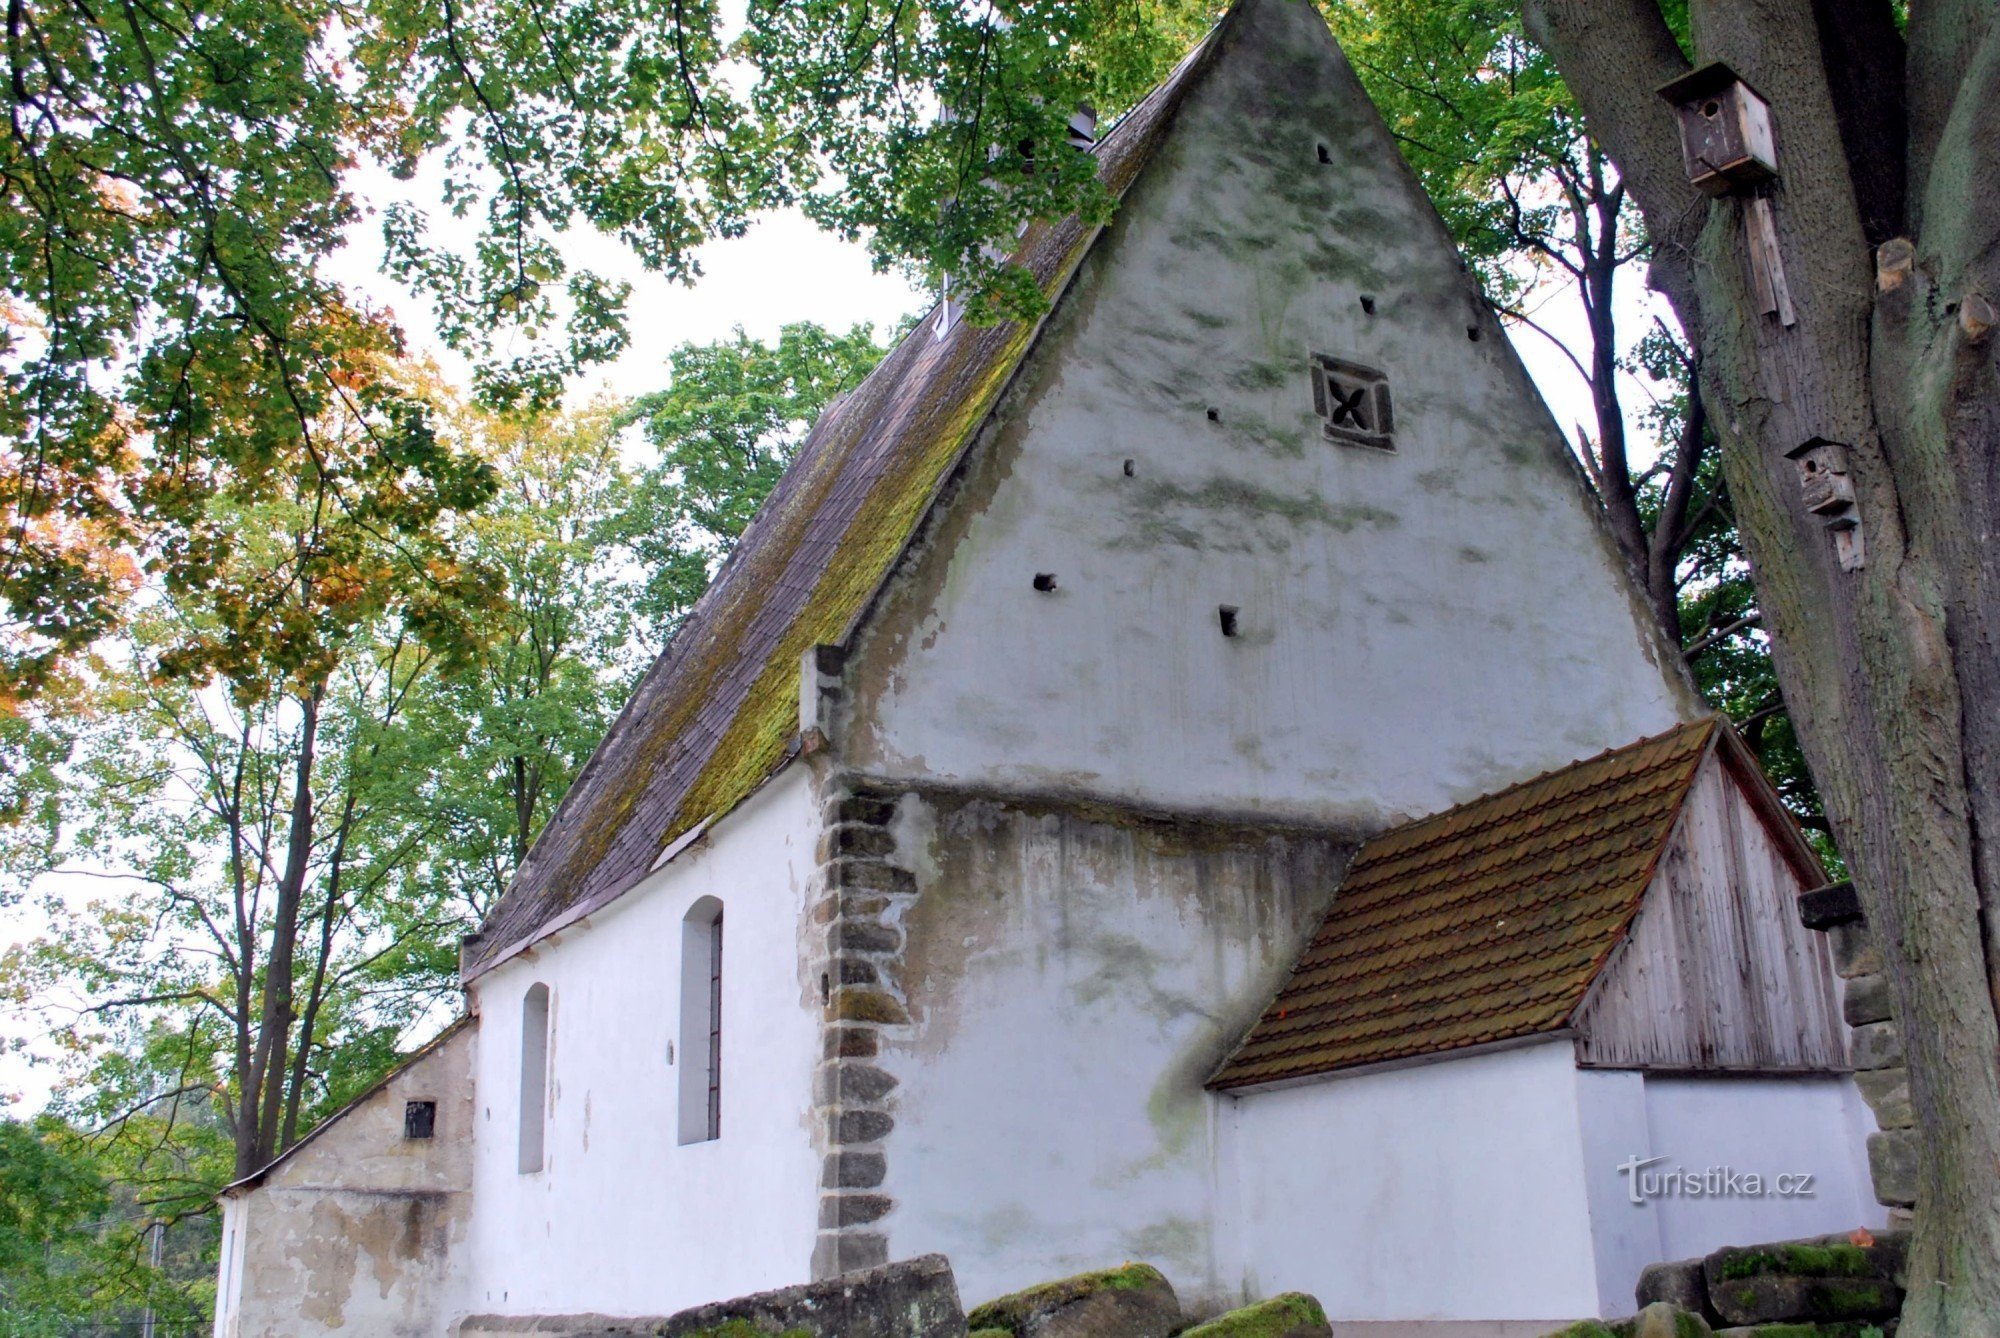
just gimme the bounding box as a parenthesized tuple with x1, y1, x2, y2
(405, 1100, 437, 1139)
(1311, 354, 1395, 452)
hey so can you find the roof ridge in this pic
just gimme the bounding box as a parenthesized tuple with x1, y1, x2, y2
(1356, 717, 1718, 859)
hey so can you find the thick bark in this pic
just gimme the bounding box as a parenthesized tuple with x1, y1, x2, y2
(1904, 0, 1994, 237)
(1809, 0, 1907, 245)
(1530, 0, 2000, 1332)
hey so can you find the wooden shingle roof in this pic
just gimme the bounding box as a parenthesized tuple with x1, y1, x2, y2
(1209, 719, 1722, 1090)
(462, 24, 1230, 980)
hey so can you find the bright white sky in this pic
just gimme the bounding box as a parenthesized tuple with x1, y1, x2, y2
(0, 147, 1668, 1116)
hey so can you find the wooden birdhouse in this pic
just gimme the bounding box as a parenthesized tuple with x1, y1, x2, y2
(1786, 438, 1855, 515)
(1658, 63, 1778, 197)
(1786, 437, 1865, 571)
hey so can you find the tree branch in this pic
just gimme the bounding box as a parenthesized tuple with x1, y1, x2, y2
(1521, 0, 1706, 322)
(1683, 612, 1762, 660)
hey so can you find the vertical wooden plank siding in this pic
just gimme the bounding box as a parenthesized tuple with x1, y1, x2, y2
(1574, 753, 1847, 1071)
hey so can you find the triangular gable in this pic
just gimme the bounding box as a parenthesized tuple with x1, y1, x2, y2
(1570, 727, 1841, 1072)
(221, 1015, 473, 1194)
(1208, 719, 1721, 1090)
(463, 25, 1235, 979)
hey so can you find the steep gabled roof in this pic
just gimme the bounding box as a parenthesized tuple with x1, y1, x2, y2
(463, 25, 1229, 980)
(1208, 719, 1726, 1090)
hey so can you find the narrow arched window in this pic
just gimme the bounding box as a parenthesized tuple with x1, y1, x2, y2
(678, 897, 724, 1144)
(518, 982, 550, 1173)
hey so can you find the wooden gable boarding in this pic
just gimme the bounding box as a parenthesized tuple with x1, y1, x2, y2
(1571, 726, 1845, 1073)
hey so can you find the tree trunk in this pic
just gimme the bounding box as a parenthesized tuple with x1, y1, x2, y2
(239, 687, 321, 1177)
(1522, 1, 2000, 1331)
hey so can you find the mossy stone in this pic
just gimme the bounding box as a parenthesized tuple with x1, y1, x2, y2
(1177, 1291, 1331, 1337)
(966, 1262, 1181, 1337)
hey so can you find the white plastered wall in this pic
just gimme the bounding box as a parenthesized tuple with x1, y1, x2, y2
(1221, 1045, 1884, 1329)
(838, 0, 1697, 836)
(1576, 1070, 1886, 1317)
(461, 766, 821, 1320)
(213, 1020, 476, 1338)
(876, 792, 1347, 1315)
(834, 0, 1696, 1321)
(1221, 1040, 1602, 1329)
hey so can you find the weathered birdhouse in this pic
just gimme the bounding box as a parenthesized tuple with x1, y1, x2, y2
(1786, 437, 1855, 515)
(1786, 437, 1865, 571)
(1658, 63, 1778, 196)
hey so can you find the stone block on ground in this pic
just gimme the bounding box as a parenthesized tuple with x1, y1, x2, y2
(1867, 1129, 1918, 1208)
(1539, 1304, 1711, 1337)
(1713, 1324, 1896, 1337)
(1177, 1291, 1332, 1337)
(559, 1253, 966, 1337)
(1703, 1273, 1897, 1327)
(1705, 1240, 1899, 1286)
(1638, 1257, 1719, 1323)
(965, 1262, 1181, 1338)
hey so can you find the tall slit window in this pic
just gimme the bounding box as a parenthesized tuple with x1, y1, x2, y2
(518, 982, 550, 1173)
(679, 897, 725, 1144)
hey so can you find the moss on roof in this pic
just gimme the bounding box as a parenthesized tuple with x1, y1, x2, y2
(463, 27, 1226, 980)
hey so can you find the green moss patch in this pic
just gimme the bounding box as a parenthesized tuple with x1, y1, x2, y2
(679, 1323, 811, 1338)
(1716, 1243, 1873, 1281)
(1178, 1291, 1329, 1336)
(966, 1262, 1171, 1331)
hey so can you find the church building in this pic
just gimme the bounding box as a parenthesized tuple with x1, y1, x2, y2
(211, 2, 1883, 1333)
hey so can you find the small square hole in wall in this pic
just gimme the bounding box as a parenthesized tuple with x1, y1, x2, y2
(405, 1100, 437, 1140)
(1218, 606, 1240, 638)
(1310, 354, 1395, 451)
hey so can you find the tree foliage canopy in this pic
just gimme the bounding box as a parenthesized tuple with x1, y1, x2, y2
(0, 324, 883, 1332)
(0, 0, 1211, 696)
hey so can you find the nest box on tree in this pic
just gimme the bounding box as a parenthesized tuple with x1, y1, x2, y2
(1658, 62, 1795, 326)
(1786, 437, 1865, 572)
(1658, 63, 1778, 197)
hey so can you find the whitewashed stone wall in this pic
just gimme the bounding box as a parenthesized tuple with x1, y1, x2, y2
(461, 768, 822, 1320)
(213, 1020, 475, 1338)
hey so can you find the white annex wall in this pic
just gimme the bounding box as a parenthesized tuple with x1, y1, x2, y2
(840, 0, 1697, 836)
(1577, 1071, 1886, 1316)
(463, 766, 821, 1320)
(877, 794, 1347, 1316)
(214, 1022, 477, 1338)
(1221, 1041, 1601, 1326)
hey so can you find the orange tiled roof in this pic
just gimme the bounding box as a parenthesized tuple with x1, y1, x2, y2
(1209, 718, 1719, 1090)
